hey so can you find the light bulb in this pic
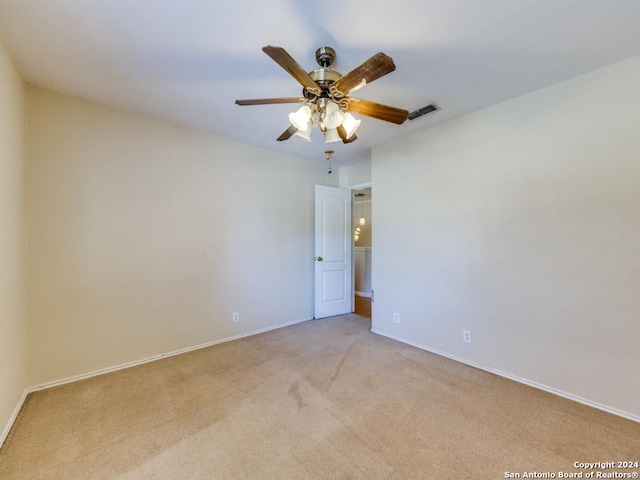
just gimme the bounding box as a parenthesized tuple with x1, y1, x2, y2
(359, 216, 365, 226)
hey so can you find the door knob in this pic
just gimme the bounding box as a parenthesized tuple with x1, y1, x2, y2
(316, 256, 323, 262)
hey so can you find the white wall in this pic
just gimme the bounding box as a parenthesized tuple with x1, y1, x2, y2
(372, 55, 640, 420)
(339, 161, 371, 188)
(0, 36, 27, 444)
(26, 87, 337, 386)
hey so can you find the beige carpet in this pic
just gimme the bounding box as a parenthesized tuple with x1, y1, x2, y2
(1, 314, 638, 479)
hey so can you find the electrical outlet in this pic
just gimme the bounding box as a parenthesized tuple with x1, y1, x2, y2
(393, 313, 400, 324)
(232, 312, 239, 323)
(463, 329, 472, 344)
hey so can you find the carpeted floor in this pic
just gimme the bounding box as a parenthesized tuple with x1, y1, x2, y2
(1, 313, 638, 479)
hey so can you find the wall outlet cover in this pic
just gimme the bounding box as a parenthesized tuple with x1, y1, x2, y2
(463, 329, 472, 344)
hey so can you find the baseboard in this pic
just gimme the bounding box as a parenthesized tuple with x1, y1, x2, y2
(30, 317, 313, 393)
(355, 291, 372, 298)
(371, 328, 640, 424)
(1, 388, 29, 450)
(1, 317, 313, 450)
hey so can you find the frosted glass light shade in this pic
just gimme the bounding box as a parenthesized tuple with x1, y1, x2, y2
(322, 101, 344, 130)
(294, 126, 312, 142)
(359, 216, 365, 226)
(325, 128, 341, 143)
(342, 113, 361, 139)
(289, 105, 312, 131)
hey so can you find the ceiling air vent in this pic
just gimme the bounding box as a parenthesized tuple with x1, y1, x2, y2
(408, 103, 439, 120)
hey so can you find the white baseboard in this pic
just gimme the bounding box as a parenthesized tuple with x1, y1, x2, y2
(31, 317, 313, 393)
(8, 317, 633, 450)
(1, 388, 29, 450)
(2, 317, 311, 449)
(371, 328, 640, 424)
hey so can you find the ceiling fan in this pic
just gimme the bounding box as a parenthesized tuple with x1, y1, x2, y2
(235, 45, 409, 144)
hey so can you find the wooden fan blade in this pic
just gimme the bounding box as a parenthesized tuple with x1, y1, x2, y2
(332, 52, 396, 96)
(277, 125, 297, 142)
(262, 45, 319, 91)
(235, 97, 302, 106)
(346, 98, 408, 125)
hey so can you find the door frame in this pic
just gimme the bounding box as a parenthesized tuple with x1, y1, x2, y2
(313, 181, 372, 318)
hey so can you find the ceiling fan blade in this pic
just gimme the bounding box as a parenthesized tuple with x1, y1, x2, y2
(235, 97, 302, 106)
(332, 52, 396, 96)
(346, 98, 408, 125)
(277, 125, 298, 142)
(262, 45, 319, 91)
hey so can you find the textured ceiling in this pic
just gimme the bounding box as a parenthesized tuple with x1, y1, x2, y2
(1, 0, 640, 167)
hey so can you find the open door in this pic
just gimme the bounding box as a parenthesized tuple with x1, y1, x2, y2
(314, 185, 352, 319)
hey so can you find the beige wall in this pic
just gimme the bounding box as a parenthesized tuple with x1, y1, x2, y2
(340, 161, 371, 188)
(26, 87, 337, 386)
(0, 37, 27, 444)
(372, 55, 640, 420)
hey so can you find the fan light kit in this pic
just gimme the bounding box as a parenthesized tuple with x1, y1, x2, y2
(236, 46, 409, 144)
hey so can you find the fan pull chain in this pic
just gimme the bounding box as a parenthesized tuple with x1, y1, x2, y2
(325, 150, 334, 174)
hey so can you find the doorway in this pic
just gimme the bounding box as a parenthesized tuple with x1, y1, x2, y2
(314, 185, 353, 319)
(353, 187, 372, 319)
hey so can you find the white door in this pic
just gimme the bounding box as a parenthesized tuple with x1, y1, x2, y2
(314, 185, 352, 319)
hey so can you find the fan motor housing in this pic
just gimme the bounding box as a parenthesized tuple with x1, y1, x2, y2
(304, 68, 341, 99)
(301, 46, 342, 99)
(315, 46, 336, 68)
(309, 68, 341, 85)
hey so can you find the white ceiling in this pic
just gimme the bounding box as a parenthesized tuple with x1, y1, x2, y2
(2, 0, 640, 167)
